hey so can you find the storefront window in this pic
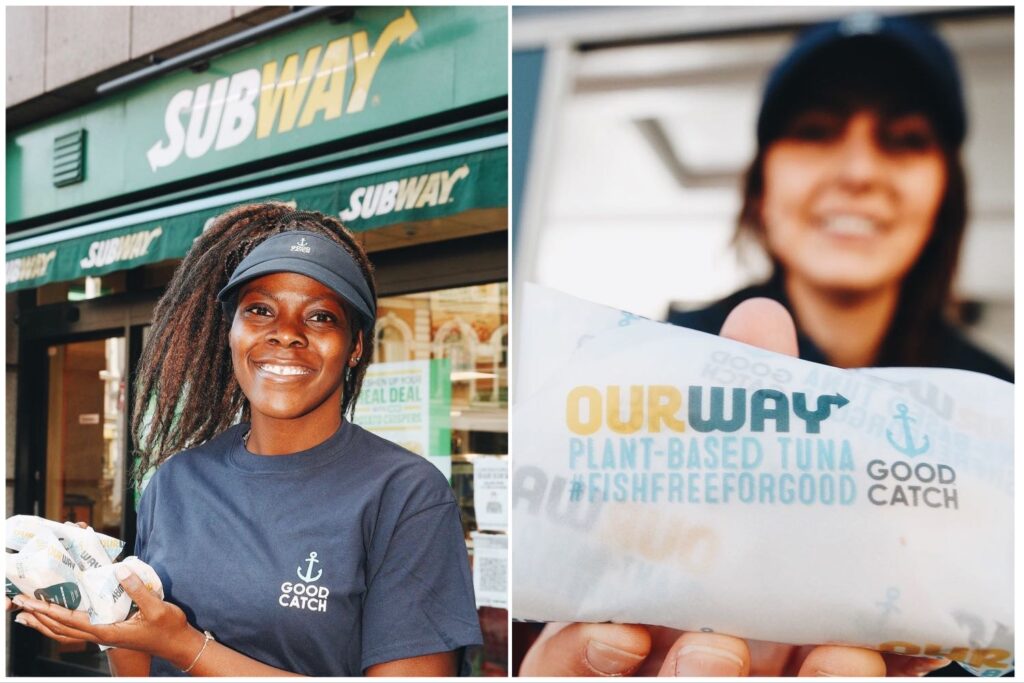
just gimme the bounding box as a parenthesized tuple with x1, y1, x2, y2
(366, 282, 508, 452)
(357, 282, 508, 676)
(375, 322, 410, 363)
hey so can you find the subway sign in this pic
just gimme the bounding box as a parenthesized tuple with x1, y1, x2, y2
(147, 11, 418, 171)
(7, 7, 508, 223)
(7, 145, 507, 291)
(339, 163, 469, 221)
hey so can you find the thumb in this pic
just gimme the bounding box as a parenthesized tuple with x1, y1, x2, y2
(520, 622, 651, 676)
(719, 297, 799, 358)
(114, 565, 162, 613)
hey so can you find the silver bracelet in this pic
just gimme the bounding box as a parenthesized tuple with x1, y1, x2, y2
(182, 629, 215, 674)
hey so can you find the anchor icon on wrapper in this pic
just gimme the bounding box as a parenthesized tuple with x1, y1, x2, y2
(885, 404, 929, 457)
(297, 551, 323, 583)
(876, 587, 900, 617)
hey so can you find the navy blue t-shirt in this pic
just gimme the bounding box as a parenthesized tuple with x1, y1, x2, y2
(135, 421, 482, 676)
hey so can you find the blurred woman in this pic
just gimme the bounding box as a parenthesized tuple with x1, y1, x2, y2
(670, 13, 1012, 381)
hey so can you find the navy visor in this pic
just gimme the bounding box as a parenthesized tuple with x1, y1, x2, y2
(216, 230, 376, 334)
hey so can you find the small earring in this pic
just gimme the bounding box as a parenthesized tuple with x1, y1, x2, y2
(350, 357, 360, 367)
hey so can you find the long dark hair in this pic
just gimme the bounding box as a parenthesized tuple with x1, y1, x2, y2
(737, 39, 967, 366)
(131, 203, 377, 486)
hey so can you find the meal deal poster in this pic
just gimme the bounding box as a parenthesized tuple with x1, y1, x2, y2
(354, 358, 452, 478)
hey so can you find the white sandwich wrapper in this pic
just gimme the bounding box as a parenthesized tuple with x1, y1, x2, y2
(6, 515, 164, 634)
(6, 515, 124, 562)
(6, 528, 94, 615)
(81, 556, 165, 624)
(512, 284, 1013, 676)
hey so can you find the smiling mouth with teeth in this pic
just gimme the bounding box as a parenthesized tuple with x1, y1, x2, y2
(819, 215, 883, 237)
(256, 363, 314, 376)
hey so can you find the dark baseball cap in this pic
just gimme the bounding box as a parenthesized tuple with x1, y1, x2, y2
(217, 230, 376, 335)
(757, 13, 966, 147)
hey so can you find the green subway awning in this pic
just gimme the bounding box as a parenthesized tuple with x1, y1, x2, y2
(6, 139, 506, 292)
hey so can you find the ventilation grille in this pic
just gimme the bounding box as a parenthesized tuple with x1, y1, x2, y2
(53, 130, 86, 187)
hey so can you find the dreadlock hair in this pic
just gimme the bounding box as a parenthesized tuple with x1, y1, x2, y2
(130, 202, 377, 487)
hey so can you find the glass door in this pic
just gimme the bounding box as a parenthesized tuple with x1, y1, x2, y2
(36, 335, 127, 674)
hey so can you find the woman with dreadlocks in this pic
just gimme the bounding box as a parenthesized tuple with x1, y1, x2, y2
(12, 203, 482, 676)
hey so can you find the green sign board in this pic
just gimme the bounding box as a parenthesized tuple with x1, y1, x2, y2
(6, 144, 506, 291)
(7, 6, 507, 223)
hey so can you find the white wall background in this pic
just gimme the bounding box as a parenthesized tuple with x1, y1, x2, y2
(6, 6, 282, 107)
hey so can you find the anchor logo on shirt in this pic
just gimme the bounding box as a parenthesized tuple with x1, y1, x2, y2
(886, 404, 930, 457)
(297, 551, 323, 582)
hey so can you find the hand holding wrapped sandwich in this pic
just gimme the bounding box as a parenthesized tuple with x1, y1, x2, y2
(5, 515, 200, 666)
(521, 301, 930, 677)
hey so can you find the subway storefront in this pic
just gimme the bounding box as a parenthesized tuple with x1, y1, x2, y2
(6, 6, 507, 676)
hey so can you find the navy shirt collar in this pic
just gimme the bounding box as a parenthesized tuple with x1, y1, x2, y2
(227, 420, 353, 474)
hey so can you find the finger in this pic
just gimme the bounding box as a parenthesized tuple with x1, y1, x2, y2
(14, 595, 98, 631)
(12, 593, 88, 626)
(747, 639, 798, 676)
(520, 622, 651, 676)
(6, 596, 17, 613)
(28, 610, 102, 644)
(14, 611, 88, 645)
(657, 632, 750, 677)
(881, 653, 952, 677)
(719, 297, 799, 357)
(18, 598, 120, 644)
(114, 565, 163, 613)
(781, 645, 817, 676)
(797, 645, 885, 677)
(635, 626, 686, 675)
(12, 594, 59, 616)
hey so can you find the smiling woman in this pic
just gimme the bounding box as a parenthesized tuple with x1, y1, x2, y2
(216, 228, 374, 451)
(669, 15, 1012, 381)
(762, 109, 945, 296)
(11, 203, 482, 677)
(229, 271, 359, 444)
